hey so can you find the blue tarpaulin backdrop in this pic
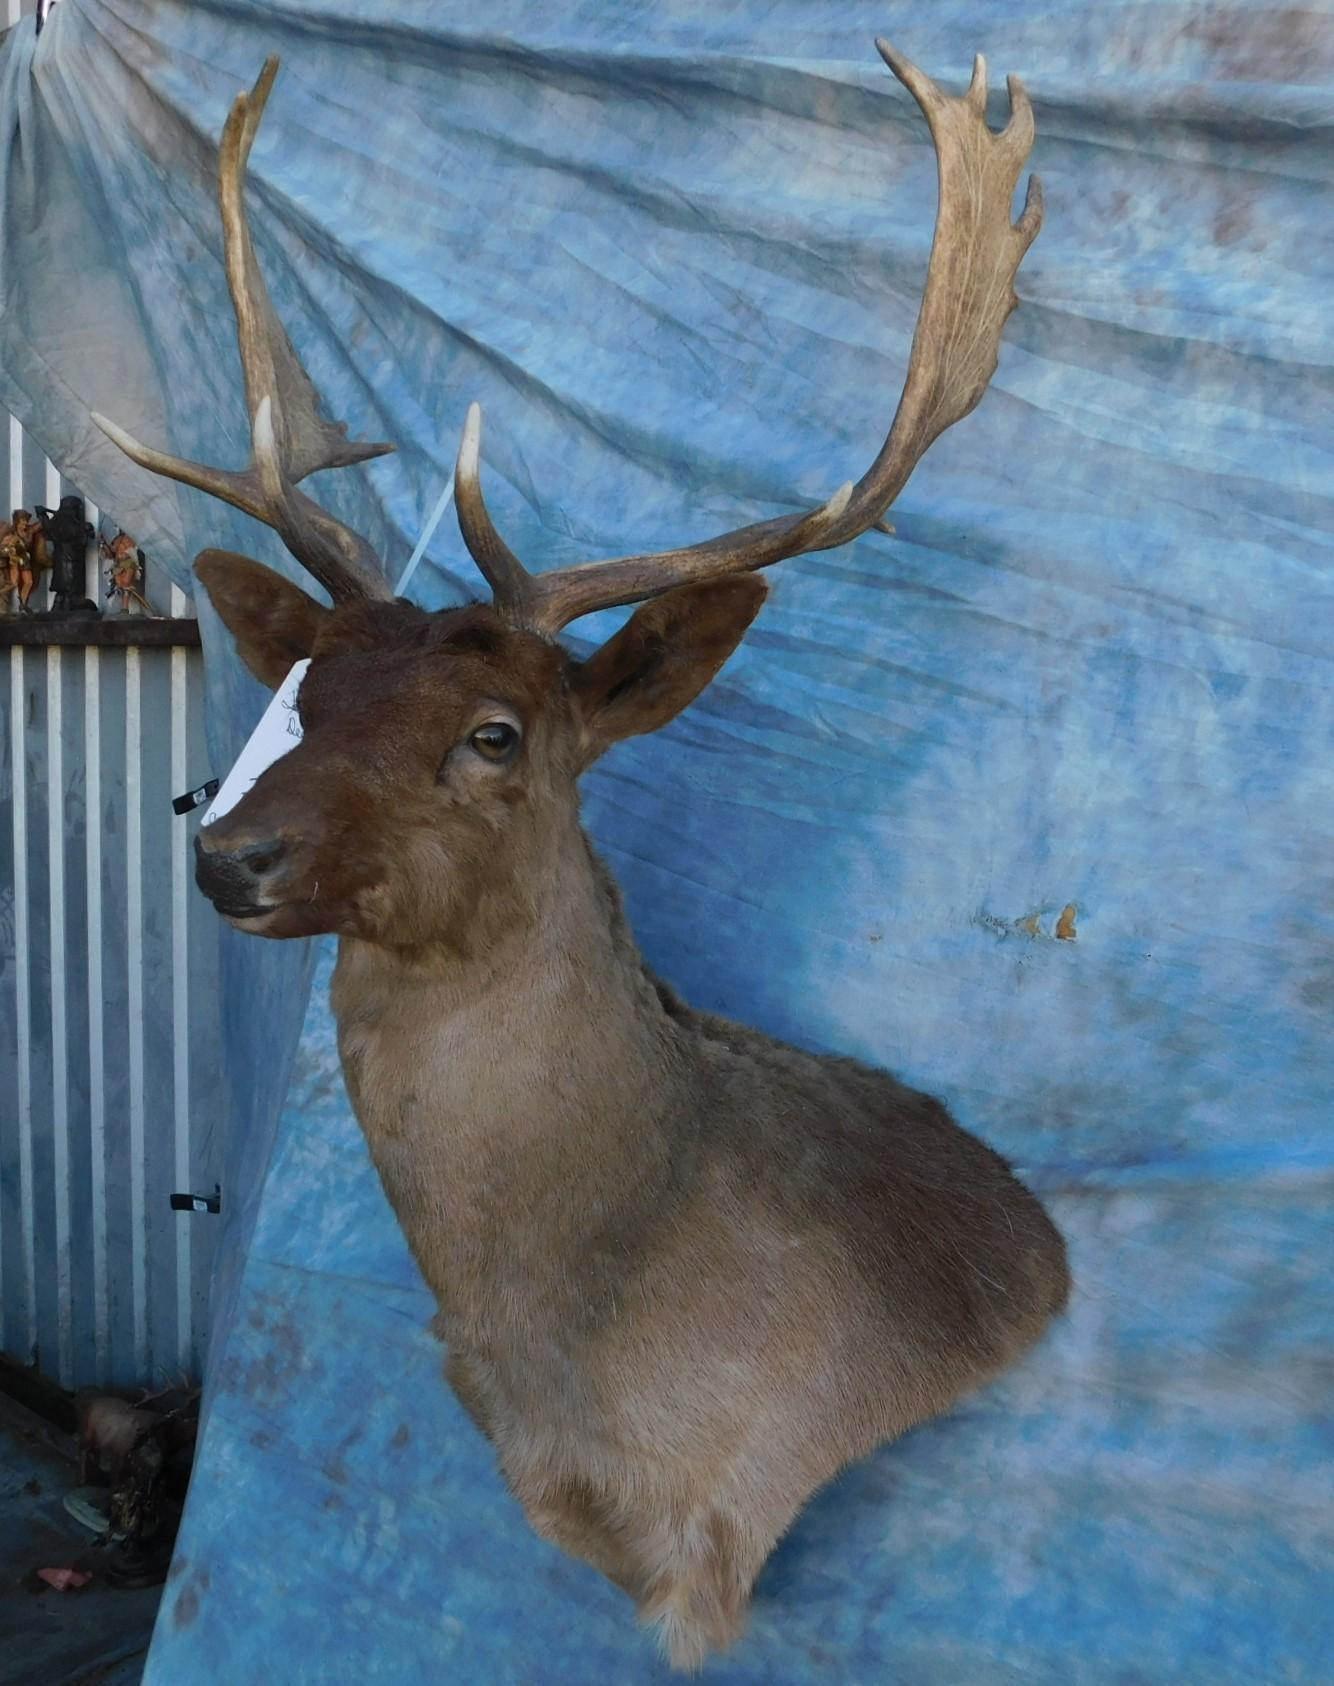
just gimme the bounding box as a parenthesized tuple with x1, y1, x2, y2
(2, 1, 1332, 1680)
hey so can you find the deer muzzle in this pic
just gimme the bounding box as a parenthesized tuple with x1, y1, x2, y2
(194, 831, 290, 920)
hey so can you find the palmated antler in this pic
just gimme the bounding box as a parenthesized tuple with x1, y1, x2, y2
(458, 40, 1043, 635)
(93, 58, 394, 603)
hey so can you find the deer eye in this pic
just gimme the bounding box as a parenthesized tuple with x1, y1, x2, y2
(468, 721, 520, 763)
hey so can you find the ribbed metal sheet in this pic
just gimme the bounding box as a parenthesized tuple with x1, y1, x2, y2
(0, 412, 224, 1389)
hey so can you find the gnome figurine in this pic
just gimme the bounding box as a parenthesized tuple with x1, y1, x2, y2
(101, 529, 152, 615)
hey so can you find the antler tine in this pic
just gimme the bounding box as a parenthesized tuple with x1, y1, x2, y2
(453, 41, 1042, 636)
(92, 57, 394, 604)
(454, 403, 537, 621)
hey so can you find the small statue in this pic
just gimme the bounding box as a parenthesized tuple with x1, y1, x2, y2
(2, 509, 52, 612)
(101, 529, 152, 615)
(0, 516, 25, 614)
(35, 494, 98, 616)
(16, 508, 54, 609)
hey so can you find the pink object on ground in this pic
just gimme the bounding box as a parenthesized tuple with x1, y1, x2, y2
(37, 1567, 93, 1592)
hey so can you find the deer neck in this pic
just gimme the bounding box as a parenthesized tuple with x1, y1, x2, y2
(329, 819, 690, 1341)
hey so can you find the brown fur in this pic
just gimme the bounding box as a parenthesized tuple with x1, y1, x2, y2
(196, 555, 1068, 1669)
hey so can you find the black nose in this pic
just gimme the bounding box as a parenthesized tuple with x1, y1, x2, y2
(194, 834, 288, 909)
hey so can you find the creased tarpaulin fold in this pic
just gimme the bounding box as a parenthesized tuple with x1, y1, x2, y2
(1, 1, 1331, 1680)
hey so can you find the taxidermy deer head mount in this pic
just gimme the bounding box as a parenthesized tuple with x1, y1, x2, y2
(94, 46, 1067, 1674)
(94, 44, 1042, 941)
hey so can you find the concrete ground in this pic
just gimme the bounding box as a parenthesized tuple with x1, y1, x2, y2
(0, 1393, 160, 1686)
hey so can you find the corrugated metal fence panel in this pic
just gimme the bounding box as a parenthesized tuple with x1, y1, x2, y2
(3, 0, 35, 40)
(0, 408, 225, 1389)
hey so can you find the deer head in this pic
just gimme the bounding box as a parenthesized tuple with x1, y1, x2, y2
(94, 44, 1042, 948)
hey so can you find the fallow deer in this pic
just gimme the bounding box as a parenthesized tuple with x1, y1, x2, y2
(95, 43, 1069, 1669)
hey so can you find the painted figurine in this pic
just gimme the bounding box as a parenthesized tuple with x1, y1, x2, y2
(35, 494, 98, 616)
(2, 509, 52, 611)
(0, 514, 25, 613)
(101, 528, 152, 615)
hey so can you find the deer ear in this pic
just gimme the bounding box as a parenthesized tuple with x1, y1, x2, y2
(571, 575, 767, 766)
(194, 550, 328, 689)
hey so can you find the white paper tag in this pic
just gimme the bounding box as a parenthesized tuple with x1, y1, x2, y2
(201, 659, 309, 827)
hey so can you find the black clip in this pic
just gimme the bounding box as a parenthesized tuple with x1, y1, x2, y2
(173, 779, 219, 816)
(170, 1186, 221, 1215)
